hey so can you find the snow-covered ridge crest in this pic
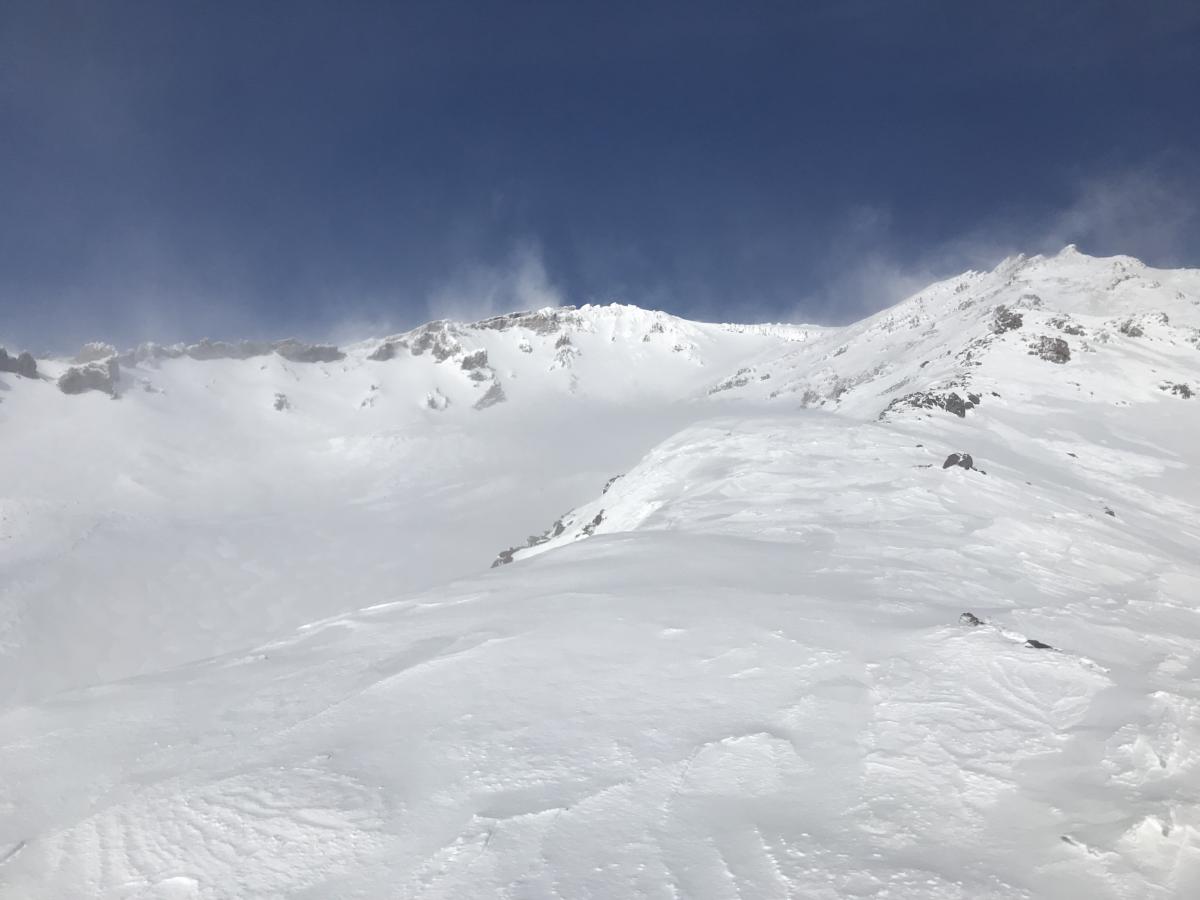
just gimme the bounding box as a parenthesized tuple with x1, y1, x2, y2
(699, 245, 1200, 417)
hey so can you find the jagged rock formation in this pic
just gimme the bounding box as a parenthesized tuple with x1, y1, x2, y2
(58, 358, 119, 396)
(0, 348, 37, 378)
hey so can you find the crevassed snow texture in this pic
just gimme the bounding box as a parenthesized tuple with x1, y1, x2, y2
(2, 247, 1200, 898)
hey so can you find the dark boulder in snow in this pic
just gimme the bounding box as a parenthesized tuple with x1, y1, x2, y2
(1048, 315, 1085, 336)
(959, 612, 983, 626)
(1028, 336, 1070, 363)
(0, 348, 37, 378)
(1117, 319, 1144, 338)
(1025, 639, 1054, 650)
(273, 393, 290, 411)
(942, 453, 974, 470)
(991, 305, 1023, 334)
(58, 358, 120, 396)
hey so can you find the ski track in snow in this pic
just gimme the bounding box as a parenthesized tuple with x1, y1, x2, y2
(2, 248, 1200, 897)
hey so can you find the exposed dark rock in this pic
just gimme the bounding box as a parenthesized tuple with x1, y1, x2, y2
(473, 381, 506, 410)
(460, 349, 489, 370)
(273, 393, 290, 411)
(710, 367, 754, 394)
(991, 305, 1024, 334)
(491, 515, 570, 568)
(368, 339, 407, 361)
(942, 452, 974, 470)
(1029, 336, 1071, 363)
(881, 389, 980, 419)
(58, 358, 119, 396)
(1161, 382, 1193, 398)
(408, 324, 461, 361)
(602, 475, 622, 495)
(1118, 319, 1144, 338)
(0, 348, 37, 378)
(272, 339, 345, 363)
(580, 511, 605, 536)
(1025, 639, 1054, 650)
(959, 612, 983, 626)
(1104, 506, 1116, 518)
(554, 334, 572, 349)
(1048, 316, 1085, 336)
(474, 307, 579, 335)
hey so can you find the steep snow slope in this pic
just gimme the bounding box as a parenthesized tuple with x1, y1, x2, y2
(0, 306, 814, 703)
(2, 248, 1200, 898)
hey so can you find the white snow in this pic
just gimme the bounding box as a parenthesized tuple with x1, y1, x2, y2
(1, 248, 1199, 898)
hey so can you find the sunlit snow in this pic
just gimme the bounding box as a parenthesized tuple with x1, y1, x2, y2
(2, 247, 1199, 898)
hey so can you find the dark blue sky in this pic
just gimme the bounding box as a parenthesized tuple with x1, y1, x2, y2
(2, 1, 1199, 349)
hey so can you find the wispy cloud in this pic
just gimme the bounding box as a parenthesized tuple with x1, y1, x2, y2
(1039, 158, 1200, 265)
(785, 157, 1200, 325)
(425, 241, 564, 323)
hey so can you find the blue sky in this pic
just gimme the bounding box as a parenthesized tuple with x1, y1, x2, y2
(2, 1, 1199, 349)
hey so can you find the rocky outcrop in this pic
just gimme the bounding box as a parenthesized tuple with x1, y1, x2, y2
(1161, 382, 1194, 399)
(474, 307, 580, 335)
(1028, 336, 1070, 363)
(1048, 316, 1085, 336)
(272, 340, 345, 363)
(368, 339, 406, 361)
(492, 516, 569, 567)
(882, 389, 982, 419)
(58, 358, 119, 396)
(273, 393, 290, 411)
(942, 452, 974, 470)
(0, 348, 37, 378)
(405, 323, 462, 361)
(709, 368, 755, 395)
(473, 381, 506, 410)
(991, 305, 1023, 334)
(460, 349, 489, 371)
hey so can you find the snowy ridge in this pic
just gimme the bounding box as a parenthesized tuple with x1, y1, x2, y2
(2, 248, 1200, 898)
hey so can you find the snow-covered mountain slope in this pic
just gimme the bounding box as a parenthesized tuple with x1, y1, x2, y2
(0, 306, 815, 703)
(2, 248, 1200, 898)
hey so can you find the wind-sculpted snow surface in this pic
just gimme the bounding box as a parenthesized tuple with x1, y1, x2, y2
(3, 407, 1199, 898)
(2, 249, 1200, 898)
